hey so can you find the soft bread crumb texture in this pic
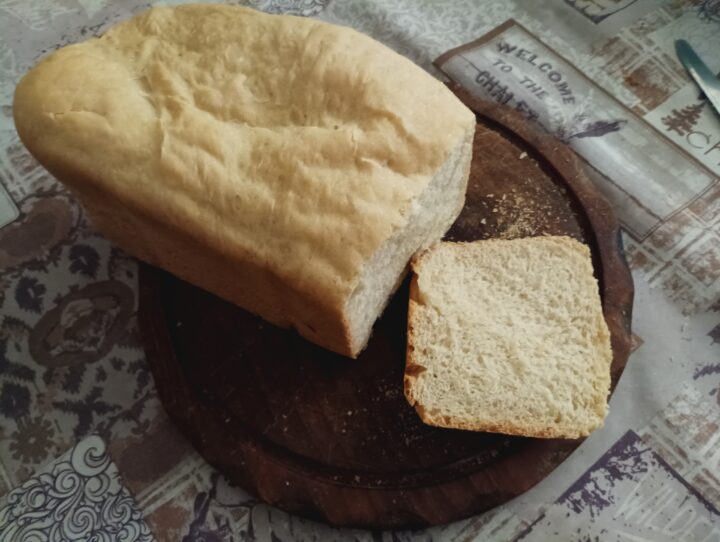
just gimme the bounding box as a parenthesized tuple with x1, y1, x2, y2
(405, 236, 612, 439)
(13, 4, 475, 357)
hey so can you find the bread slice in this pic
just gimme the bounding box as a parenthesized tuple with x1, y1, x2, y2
(13, 4, 475, 358)
(404, 237, 612, 439)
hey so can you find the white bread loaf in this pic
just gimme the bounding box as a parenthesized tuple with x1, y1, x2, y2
(405, 237, 612, 439)
(13, 4, 475, 357)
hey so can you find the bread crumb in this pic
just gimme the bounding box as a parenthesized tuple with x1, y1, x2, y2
(519, 152, 527, 159)
(406, 237, 611, 438)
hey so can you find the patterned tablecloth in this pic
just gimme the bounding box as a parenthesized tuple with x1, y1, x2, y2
(0, 1, 719, 540)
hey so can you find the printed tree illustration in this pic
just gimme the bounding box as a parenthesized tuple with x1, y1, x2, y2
(554, 114, 627, 143)
(566, 119, 627, 140)
(661, 102, 705, 136)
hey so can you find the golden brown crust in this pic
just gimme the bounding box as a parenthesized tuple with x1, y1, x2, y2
(414, 409, 594, 440)
(71, 174, 351, 353)
(13, 4, 475, 357)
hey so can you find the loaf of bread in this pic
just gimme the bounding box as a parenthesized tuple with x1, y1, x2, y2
(13, 4, 475, 357)
(404, 237, 612, 439)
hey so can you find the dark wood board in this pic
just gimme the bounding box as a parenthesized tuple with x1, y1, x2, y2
(138, 87, 634, 529)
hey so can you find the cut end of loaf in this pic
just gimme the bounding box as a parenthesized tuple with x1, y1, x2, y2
(404, 236, 613, 439)
(344, 124, 475, 357)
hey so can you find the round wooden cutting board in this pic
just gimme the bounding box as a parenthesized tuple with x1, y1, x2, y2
(138, 87, 634, 529)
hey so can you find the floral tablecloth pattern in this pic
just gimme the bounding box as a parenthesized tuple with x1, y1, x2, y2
(0, 0, 718, 540)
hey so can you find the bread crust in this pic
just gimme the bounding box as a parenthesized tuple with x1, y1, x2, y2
(13, 4, 475, 356)
(413, 412, 592, 440)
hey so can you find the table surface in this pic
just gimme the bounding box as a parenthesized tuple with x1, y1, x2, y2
(0, 1, 718, 541)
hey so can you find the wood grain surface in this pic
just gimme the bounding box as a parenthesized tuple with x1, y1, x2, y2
(138, 89, 634, 529)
